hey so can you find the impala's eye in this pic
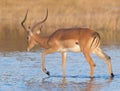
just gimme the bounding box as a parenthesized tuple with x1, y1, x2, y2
(27, 36, 29, 40)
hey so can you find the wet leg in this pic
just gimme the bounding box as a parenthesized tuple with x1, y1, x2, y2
(93, 48, 114, 77)
(42, 48, 57, 76)
(62, 52, 67, 77)
(83, 51, 96, 78)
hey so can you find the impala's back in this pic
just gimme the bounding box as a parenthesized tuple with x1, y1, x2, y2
(47, 28, 100, 52)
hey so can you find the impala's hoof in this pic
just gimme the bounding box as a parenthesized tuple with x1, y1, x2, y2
(90, 76, 95, 78)
(46, 71, 50, 76)
(111, 73, 114, 77)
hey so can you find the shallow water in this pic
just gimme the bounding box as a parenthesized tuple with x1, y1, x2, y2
(0, 46, 120, 91)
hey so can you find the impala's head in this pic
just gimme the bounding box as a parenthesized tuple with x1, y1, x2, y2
(21, 9, 48, 51)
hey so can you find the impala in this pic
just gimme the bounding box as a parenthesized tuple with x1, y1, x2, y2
(21, 9, 114, 78)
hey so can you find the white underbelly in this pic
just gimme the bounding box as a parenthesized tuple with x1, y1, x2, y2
(59, 45, 81, 52)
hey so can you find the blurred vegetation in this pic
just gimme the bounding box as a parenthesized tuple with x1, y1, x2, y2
(0, 0, 120, 51)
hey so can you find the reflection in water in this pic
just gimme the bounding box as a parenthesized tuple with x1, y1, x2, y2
(62, 77, 67, 87)
(28, 76, 113, 91)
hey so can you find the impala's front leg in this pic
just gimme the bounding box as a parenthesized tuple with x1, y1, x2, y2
(42, 51, 50, 76)
(62, 52, 67, 77)
(42, 48, 57, 76)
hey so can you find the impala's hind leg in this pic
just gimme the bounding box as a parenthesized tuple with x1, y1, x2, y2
(83, 51, 96, 78)
(93, 48, 114, 77)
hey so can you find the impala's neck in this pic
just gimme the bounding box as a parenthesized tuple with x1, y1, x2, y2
(33, 34, 50, 49)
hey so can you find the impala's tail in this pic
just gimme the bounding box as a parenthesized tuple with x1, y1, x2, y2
(90, 32, 101, 50)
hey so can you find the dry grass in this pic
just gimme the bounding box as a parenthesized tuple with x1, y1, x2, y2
(0, 0, 120, 51)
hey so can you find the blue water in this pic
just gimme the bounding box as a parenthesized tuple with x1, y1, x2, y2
(0, 46, 120, 91)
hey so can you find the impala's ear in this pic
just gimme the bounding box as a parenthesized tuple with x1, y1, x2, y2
(36, 25, 43, 34)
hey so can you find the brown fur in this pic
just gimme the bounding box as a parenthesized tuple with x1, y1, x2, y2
(27, 28, 114, 77)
